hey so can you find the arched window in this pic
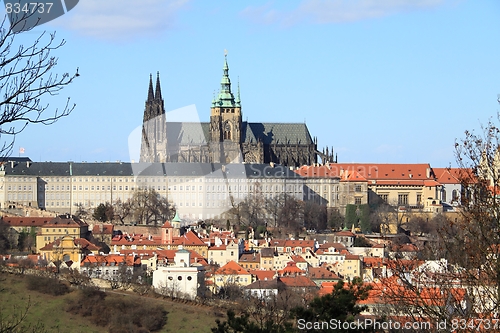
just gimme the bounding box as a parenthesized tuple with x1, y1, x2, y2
(223, 122, 231, 140)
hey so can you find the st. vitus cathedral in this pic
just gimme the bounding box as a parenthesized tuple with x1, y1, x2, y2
(140, 55, 333, 167)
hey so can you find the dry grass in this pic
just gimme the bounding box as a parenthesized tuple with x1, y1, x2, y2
(0, 272, 222, 333)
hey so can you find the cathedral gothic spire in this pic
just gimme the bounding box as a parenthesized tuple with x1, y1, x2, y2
(216, 53, 236, 107)
(140, 72, 167, 163)
(155, 71, 162, 101)
(147, 73, 154, 101)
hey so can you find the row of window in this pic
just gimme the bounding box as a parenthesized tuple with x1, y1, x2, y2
(167, 275, 193, 281)
(33, 177, 302, 184)
(7, 186, 32, 191)
(7, 194, 33, 200)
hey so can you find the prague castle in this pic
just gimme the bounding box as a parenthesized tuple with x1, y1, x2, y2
(140, 55, 333, 167)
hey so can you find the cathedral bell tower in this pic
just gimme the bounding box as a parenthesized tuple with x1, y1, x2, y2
(209, 52, 242, 163)
(140, 72, 167, 163)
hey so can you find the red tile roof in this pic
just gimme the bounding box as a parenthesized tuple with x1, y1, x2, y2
(1, 216, 52, 227)
(40, 237, 100, 251)
(329, 163, 434, 181)
(119, 249, 208, 266)
(161, 220, 173, 228)
(278, 261, 305, 276)
(433, 167, 474, 184)
(215, 261, 250, 275)
(334, 231, 355, 237)
(283, 239, 315, 249)
(344, 254, 360, 261)
(308, 266, 340, 280)
(92, 224, 113, 235)
(291, 255, 307, 263)
(279, 276, 317, 288)
(250, 269, 277, 281)
(111, 234, 162, 246)
(2, 215, 88, 228)
(172, 231, 206, 246)
(81, 254, 140, 266)
(294, 165, 367, 182)
(240, 253, 260, 262)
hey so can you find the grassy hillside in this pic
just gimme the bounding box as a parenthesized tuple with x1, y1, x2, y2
(0, 272, 222, 333)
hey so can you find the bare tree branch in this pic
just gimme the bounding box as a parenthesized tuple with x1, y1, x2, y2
(0, 11, 78, 157)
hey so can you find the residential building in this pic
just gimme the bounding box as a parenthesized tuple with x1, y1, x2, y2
(239, 252, 260, 270)
(341, 254, 362, 280)
(307, 266, 341, 286)
(212, 261, 252, 292)
(244, 279, 284, 299)
(80, 253, 140, 280)
(259, 247, 275, 270)
(152, 247, 206, 300)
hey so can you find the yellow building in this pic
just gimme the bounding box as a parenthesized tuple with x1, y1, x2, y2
(259, 248, 274, 270)
(294, 165, 368, 215)
(212, 261, 252, 292)
(341, 254, 362, 280)
(2, 215, 89, 252)
(329, 163, 441, 210)
(39, 235, 100, 264)
(36, 215, 89, 251)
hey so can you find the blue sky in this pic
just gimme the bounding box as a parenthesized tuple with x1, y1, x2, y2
(8, 0, 500, 167)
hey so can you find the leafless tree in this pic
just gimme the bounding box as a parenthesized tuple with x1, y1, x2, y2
(0, 12, 78, 157)
(155, 279, 183, 300)
(65, 268, 92, 287)
(111, 198, 132, 225)
(128, 189, 174, 226)
(369, 202, 400, 235)
(110, 263, 134, 290)
(238, 287, 304, 331)
(277, 195, 303, 234)
(380, 109, 500, 331)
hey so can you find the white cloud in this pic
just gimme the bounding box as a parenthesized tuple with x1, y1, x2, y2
(241, 0, 446, 26)
(50, 0, 190, 42)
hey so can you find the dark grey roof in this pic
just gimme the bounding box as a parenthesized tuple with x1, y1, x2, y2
(166, 122, 209, 145)
(245, 279, 283, 290)
(243, 122, 313, 145)
(3, 162, 303, 180)
(4, 162, 135, 177)
(164, 122, 313, 146)
(0, 157, 32, 162)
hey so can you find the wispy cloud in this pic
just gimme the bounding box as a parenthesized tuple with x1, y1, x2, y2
(241, 0, 446, 26)
(50, 0, 190, 42)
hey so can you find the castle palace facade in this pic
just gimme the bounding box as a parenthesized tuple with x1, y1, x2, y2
(140, 56, 330, 167)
